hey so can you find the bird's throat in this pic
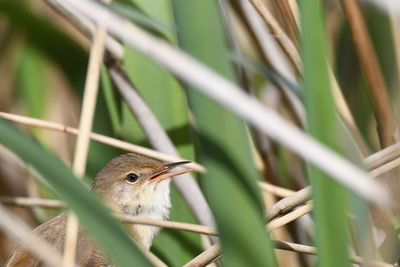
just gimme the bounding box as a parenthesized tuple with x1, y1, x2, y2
(119, 181, 171, 250)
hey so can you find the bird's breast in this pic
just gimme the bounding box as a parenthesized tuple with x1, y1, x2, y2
(119, 185, 171, 250)
(122, 203, 170, 250)
(110, 181, 172, 249)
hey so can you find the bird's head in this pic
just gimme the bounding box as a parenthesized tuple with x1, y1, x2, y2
(92, 153, 191, 216)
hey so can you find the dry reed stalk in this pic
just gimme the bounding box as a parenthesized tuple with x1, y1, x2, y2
(268, 202, 312, 230)
(0, 112, 206, 173)
(247, 0, 369, 158)
(0, 182, 293, 208)
(184, 200, 315, 266)
(120, 215, 218, 236)
(145, 251, 168, 267)
(184, 231, 393, 267)
(263, 192, 300, 267)
(286, 0, 299, 26)
(239, 0, 305, 126)
(217, 0, 253, 93)
(340, 0, 397, 148)
(0, 196, 64, 208)
(370, 158, 400, 177)
(258, 181, 295, 197)
(267, 201, 313, 231)
(259, 0, 371, 157)
(249, 124, 282, 185)
(276, 0, 298, 45)
(272, 240, 393, 267)
(242, 0, 369, 160)
(63, 7, 109, 265)
(364, 142, 400, 170)
(364, 141, 400, 177)
(0, 196, 218, 235)
(0, 181, 313, 236)
(265, 186, 311, 220)
(0, 194, 313, 237)
(248, 0, 302, 73)
(183, 243, 221, 267)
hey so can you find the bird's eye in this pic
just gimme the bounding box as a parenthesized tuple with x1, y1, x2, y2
(125, 173, 138, 184)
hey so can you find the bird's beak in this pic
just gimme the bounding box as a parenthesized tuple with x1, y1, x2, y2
(147, 161, 192, 181)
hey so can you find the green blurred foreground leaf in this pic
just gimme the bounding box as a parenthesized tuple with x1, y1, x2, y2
(121, 0, 201, 265)
(301, 0, 350, 266)
(0, 118, 151, 267)
(17, 44, 47, 119)
(172, 0, 277, 266)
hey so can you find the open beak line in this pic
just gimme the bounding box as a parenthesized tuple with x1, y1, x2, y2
(147, 161, 192, 181)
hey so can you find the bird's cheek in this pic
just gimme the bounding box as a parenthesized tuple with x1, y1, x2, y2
(109, 184, 133, 203)
(136, 185, 155, 204)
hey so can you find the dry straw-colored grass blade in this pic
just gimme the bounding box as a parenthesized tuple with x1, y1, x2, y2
(340, 0, 398, 148)
(0, 112, 205, 173)
(63, 4, 110, 265)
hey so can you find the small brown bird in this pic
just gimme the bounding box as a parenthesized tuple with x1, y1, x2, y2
(6, 153, 191, 267)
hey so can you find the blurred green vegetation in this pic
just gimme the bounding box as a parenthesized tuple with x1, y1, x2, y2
(0, 0, 399, 266)
(301, 1, 350, 266)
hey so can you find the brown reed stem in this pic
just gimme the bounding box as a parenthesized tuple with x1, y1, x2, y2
(340, 0, 398, 148)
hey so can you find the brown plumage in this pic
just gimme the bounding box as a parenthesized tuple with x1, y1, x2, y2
(6, 153, 191, 267)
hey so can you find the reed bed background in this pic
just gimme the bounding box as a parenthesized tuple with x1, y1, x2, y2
(0, 0, 399, 266)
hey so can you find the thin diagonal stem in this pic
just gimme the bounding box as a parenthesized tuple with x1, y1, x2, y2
(265, 186, 311, 220)
(276, 0, 298, 45)
(248, 0, 302, 72)
(0, 197, 218, 235)
(0, 112, 205, 173)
